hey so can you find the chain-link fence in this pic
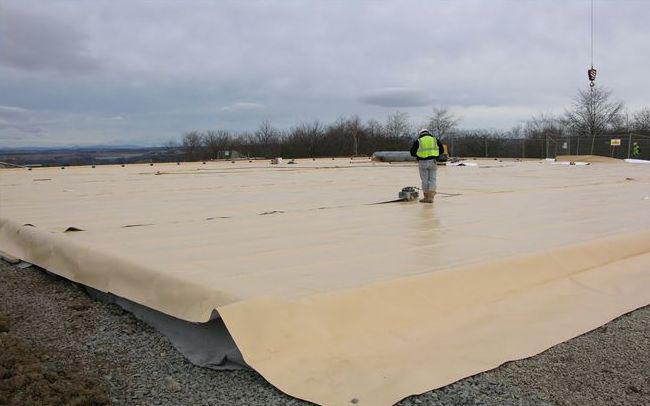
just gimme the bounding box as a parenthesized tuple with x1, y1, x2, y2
(446, 134, 650, 160)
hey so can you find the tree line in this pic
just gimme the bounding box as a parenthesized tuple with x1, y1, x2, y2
(177, 87, 650, 160)
(179, 112, 415, 161)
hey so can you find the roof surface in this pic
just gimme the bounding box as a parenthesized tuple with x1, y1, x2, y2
(1, 157, 649, 405)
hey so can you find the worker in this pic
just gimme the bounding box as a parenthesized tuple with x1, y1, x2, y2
(632, 142, 640, 158)
(410, 128, 444, 203)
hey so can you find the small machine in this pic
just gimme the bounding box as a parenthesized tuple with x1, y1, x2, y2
(398, 186, 419, 201)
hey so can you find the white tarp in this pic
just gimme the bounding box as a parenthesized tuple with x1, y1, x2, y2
(1, 157, 649, 405)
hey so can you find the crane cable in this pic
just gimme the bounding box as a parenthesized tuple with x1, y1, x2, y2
(591, 0, 594, 69)
(587, 0, 597, 87)
(588, 0, 597, 155)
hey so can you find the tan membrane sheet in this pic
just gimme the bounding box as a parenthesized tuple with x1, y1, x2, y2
(1, 158, 649, 405)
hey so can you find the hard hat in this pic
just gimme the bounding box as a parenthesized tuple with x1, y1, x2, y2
(419, 128, 431, 136)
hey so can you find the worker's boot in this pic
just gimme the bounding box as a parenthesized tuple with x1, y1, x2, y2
(429, 191, 436, 203)
(419, 191, 429, 203)
(421, 191, 434, 203)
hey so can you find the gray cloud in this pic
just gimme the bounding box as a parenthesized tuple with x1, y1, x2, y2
(0, 4, 102, 73)
(221, 102, 266, 113)
(0, 105, 44, 135)
(0, 105, 30, 119)
(0, 121, 44, 134)
(360, 88, 433, 108)
(1, 0, 649, 147)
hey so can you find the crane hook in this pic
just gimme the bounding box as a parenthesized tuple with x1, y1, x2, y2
(588, 68, 597, 87)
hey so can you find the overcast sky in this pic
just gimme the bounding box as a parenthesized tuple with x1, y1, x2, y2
(1, 0, 649, 148)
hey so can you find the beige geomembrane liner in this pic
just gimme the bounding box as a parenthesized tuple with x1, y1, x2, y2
(1, 157, 649, 405)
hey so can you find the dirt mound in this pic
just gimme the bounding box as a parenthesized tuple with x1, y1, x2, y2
(0, 315, 109, 406)
(555, 155, 621, 163)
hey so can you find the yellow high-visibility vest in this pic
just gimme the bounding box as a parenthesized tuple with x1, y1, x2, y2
(416, 135, 440, 159)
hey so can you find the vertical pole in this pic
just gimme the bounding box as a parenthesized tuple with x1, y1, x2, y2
(627, 133, 632, 159)
(484, 137, 488, 157)
(522, 138, 525, 158)
(545, 135, 549, 159)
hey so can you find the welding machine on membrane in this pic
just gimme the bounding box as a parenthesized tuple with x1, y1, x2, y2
(399, 186, 419, 201)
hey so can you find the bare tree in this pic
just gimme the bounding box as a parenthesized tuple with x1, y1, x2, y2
(385, 111, 411, 138)
(346, 115, 362, 156)
(427, 106, 460, 139)
(365, 119, 383, 137)
(633, 107, 650, 132)
(507, 124, 525, 139)
(363, 119, 385, 153)
(564, 87, 624, 139)
(287, 120, 324, 157)
(525, 113, 563, 139)
(231, 132, 254, 158)
(382, 111, 412, 150)
(254, 120, 280, 145)
(321, 117, 352, 157)
(253, 120, 281, 157)
(203, 129, 231, 159)
(181, 131, 203, 161)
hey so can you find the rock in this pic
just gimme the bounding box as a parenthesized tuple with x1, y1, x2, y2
(164, 376, 181, 393)
(0, 315, 9, 333)
(70, 303, 89, 311)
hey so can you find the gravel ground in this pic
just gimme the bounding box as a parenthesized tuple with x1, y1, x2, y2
(1, 260, 648, 406)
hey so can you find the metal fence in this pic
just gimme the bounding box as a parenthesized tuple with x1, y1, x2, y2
(447, 133, 650, 160)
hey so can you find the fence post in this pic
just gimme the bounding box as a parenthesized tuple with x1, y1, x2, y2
(545, 135, 549, 159)
(484, 137, 488, 157)
(522, 138, 525, 158)
(627, 133, 632, 159)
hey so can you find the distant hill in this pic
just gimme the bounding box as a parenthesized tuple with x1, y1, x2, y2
(0, 146, 184, 166)
(0, 144, 146, 153)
